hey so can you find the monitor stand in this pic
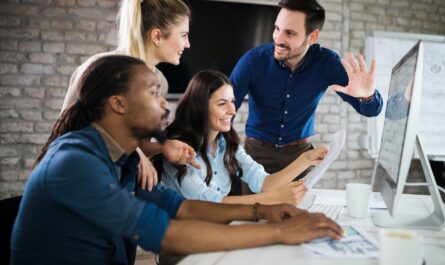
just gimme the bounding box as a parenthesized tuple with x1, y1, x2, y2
(373, 135, 445, 230)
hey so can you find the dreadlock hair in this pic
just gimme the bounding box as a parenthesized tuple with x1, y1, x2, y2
(163, 70, 243, 195)
(34, 55, 146, 167)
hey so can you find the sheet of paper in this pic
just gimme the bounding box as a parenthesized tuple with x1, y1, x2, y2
(303, 225, 380, 258)
(305, 130, 346, 188)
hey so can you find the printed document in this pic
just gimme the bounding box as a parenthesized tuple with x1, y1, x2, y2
(303, 225, 379, 258)
(305, 130, 346, 188)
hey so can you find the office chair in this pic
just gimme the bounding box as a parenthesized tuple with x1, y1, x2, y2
(0, 196, 22, 265)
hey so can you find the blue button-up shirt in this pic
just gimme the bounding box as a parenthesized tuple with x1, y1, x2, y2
(230, 43, 383, 146)
(162, 136, 269, 202)
(11, 125, 185, 265)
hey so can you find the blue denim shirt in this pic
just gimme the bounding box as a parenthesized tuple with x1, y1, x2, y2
(162, 136, 268, 202)
(11, 126, 185, 265)
(230, 43, 383, 145)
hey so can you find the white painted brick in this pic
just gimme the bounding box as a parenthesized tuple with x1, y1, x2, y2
(41, 31, 64, 41)
(20, 110, 42, 121)
(29, 53, 57, 64)
(98, 0, 118, 8)
(1, 75, 40, 86)
(51, 20, 74, 30)
(43, 111, 59, 120)
(42, 7, 66, 17)
(0, 122, 34, 132)
(21, 63, 54, 74)
(0, 147, 19, 157)
(0, 170, 19, 181)
(0, 99, 40, 109)
(35, 122, 54, 132)
(0, 63, 19, 74)
(24, 88, 45, 98)
(43, 43, 65, 53)
(67, 8, 102, 18)
(44, 99, 64, 110)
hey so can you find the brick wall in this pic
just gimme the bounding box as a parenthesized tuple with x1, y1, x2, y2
(1, 0, 444, 199)
(0, 0, 119, 198)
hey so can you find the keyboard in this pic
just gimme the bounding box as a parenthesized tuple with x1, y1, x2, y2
(308, 204, 343, 220)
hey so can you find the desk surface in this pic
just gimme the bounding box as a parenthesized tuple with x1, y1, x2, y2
(178, 189, 445, 265)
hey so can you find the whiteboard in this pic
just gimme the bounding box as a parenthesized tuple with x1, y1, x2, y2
(365, 31, 445, 160)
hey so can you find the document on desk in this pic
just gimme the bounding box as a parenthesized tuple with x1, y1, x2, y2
(304, 130, 346, 188)
(303, 225, 379, 258)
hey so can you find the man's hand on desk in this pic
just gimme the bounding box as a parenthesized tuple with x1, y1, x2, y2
(275, 212, 343, 244)
(257, 203, 307, 223)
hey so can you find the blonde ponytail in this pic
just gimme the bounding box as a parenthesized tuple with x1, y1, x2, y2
(117, 0, 146, 61)
(117, 0, 191, 63)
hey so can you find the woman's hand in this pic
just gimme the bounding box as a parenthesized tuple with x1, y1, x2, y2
(272, 180, 308, 205)
(162, 140, 200, 169)
(301, 146, 329, 167)
(136, 147, 158, 191)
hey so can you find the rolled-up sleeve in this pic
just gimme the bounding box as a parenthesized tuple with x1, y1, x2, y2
(44, 144, 170, 253)
(236, 146, 268, 193)
(135, 185, 185, 218)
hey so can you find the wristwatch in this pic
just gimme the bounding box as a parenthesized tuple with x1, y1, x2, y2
(359, 93, 374, 103)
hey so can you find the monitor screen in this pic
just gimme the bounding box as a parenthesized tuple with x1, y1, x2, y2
(373, 41, 423, 216)
(158, 0, 278, 96)
(376, 47, 418, 188)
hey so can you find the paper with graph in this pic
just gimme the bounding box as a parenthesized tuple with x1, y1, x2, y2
(304, 130, 346, 188)
(303, 225, 379, 258)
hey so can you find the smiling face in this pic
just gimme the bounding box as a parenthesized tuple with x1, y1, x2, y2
(272, 8, 318, 69)
(208, 84, 236, 136)
(124, 65, 169, 139)
(157, 15, 190, 65)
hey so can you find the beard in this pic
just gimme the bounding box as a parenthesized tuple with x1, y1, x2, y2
(135, 108, 170, 144)
(273, 37, 308, 62)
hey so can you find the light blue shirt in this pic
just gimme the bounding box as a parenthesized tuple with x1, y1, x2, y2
(162, 136, 269, 202)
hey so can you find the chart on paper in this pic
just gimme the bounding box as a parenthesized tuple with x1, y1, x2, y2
(304, 130, 346, 188)
(303, 225, 380, 258)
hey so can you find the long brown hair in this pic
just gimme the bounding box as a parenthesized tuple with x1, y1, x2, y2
(34, 55, 146, 167)
(165, 70, 243, 194)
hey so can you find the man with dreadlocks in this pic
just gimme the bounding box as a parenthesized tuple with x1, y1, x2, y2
(11, 55, 342, 265)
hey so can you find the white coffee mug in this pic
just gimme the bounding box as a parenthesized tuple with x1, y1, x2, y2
(379, 229, 423, 265)
(346, 183, 371, 218)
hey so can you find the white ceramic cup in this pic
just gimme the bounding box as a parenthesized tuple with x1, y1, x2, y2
(346, 183, 371, 218)
(379, 229, 423, 265)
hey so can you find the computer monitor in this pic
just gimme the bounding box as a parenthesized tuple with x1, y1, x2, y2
(372, 41, 445, 229)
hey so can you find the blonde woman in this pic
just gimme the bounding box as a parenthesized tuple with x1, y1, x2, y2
(63, 0, 198, 190)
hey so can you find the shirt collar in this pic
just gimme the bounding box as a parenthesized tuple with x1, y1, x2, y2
(214, 134, 227, 153)
(91, 122, 126, 163)
(202, 134, 227, 157)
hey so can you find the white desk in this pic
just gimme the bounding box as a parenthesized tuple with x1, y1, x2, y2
(178, 189, 445, 265)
